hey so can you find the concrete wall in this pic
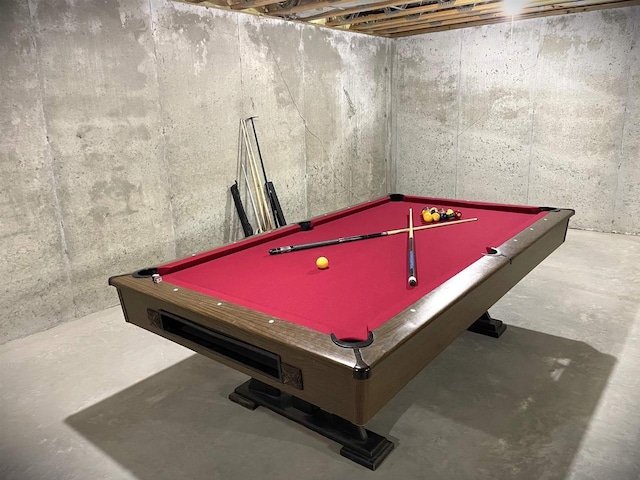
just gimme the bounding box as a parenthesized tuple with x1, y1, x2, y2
(392, 7, 640, 234)
(3, 1, 638, 344)
(0, 0, 391, 343)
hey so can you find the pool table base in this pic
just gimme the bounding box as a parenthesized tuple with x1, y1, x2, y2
(467, 311, 507, 338)
(229, 379, 395, 470)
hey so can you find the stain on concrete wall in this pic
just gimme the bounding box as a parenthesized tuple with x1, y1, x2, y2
(303, 28, 390, 216)
(456, 25, 541, 204)
(529, 12, 635, 231)
(30, 0, 175, 324)
(393, 31, 461, 197)
(151, 1, 243, 257)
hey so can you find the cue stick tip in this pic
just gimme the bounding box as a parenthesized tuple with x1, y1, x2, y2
(408, 276, 417, 287)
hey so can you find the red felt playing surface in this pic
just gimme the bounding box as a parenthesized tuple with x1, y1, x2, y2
(160, 197, 546, 342)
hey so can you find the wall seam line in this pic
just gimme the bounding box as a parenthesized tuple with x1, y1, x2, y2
(27, 0, 76, 316)
(455, 31, 463, 199)
(526, 21, 544, 204)
(610, 14, 637, 234)
(148, 0, 177, 259)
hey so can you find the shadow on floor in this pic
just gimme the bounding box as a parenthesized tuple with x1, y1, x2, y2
(66, 325, 615, 479)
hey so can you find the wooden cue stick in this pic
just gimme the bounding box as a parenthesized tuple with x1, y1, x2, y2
(241, 164, 263, 234)
(268, 217, 477, 255)
(241, 120, 272, 230)
(408, 208, 417, 287)
(247, 128, 273, 231)
(239, 120, 263, 232)
(241, 120, 267, 230)
(247, 117, 286, 227)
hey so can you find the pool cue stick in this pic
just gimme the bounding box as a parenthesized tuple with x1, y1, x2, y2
(243, 118, 273, 231)
(238, 124, 263, 234)
(241, 120, 268, 230)
(241, 120, 272, 230)
(269, 217, 477, 255)
(229, 124, 252, 240)
(241, 163, 263, 233)
(247, 116, 287, 227)
(408, 208, 417, 287)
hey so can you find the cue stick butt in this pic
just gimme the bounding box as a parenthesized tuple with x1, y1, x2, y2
(408, 208, 417, 287)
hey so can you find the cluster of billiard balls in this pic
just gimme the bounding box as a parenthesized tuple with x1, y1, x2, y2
(421, 207, 463, 223)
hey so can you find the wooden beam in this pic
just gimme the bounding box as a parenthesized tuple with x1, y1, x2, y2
(372, 8, 563, 33)
(181, 0, 237, 6)
(353, 0, 616, 32)
(265, 0, 366, 16)
(386, 0, 640, 36)
(182, 0, 639, 38)
(327, 0, 482, 27)
(228, 0, 295, 10)
(301, 0, 428, 21)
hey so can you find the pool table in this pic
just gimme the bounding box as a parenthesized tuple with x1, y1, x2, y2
(109, 194, 573, 469)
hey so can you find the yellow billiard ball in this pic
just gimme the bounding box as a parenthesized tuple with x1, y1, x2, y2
(316, 256, 329, 269)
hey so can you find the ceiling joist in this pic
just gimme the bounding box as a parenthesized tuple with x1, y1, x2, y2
(181, 0, 640, 37)
(354, 0, 613, 33)
(389, 0, 639, 35)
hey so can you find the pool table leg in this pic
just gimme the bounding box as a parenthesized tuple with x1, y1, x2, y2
(228, 378, 395, 470)
(467, 311, 507, 338)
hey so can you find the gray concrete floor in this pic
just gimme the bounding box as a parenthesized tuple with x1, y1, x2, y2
(1, 229, 639, 480)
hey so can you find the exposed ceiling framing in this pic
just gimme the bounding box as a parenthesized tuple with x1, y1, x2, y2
(181, 0, 639, 37)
